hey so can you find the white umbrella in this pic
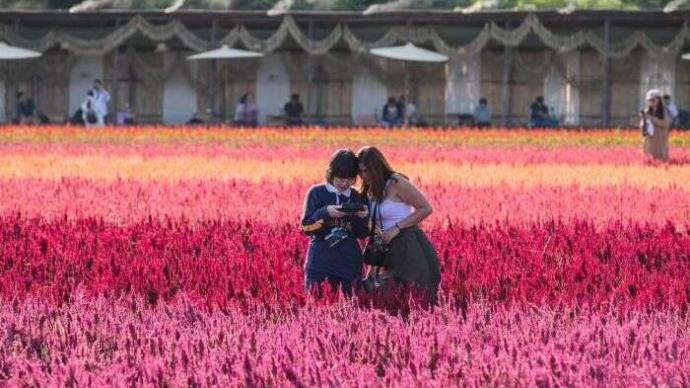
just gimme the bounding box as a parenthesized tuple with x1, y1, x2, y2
(0, 41, 42, 60)
(370, 43, 448, 63)
(370, 43, 447, 124)
(187, 45, 264, 60)
(187, 45, 263, 123)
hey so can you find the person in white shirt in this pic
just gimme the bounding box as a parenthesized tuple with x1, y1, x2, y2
(87, 79, 110, 127)
(398, 95, 420, 126)
(663, 94, 679, 128)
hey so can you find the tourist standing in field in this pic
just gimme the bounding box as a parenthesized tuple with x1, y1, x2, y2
(89, 79, 110, 127)
(640, 89, 671, 162)
(357, 146, 440, 300)
(300, 149, 370, 295)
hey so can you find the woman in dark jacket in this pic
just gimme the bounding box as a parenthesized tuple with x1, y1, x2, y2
(300, 149, 370, 295)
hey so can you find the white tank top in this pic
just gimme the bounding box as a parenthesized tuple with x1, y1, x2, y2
(373, 199, 413, 231)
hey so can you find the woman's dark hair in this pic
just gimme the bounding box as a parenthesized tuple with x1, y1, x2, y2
(387, 97, 396, 104)
(646, 96, 665, 120)
(326, 149, 358, 183)
(239, 93, 252, 104)
(357, 146, 404, 202)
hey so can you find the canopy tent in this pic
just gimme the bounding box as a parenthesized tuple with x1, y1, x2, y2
(187, 45, 264, 60)
(369, 43, 447, 124)
(0, 42, 42, 60)
(369, 43, 448, 63)
(186, 45, 263, 123)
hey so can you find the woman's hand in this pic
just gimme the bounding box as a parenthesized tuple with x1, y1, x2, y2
(327, 205, 346, 218)
(356, 206, 369, 219)
(382, 226, 400, 244)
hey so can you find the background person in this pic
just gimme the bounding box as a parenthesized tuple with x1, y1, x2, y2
(234, 92, 259, 127)
(399, 95, 421, 126)
(473, 98, 491, 128)
(15, 92, 36, 125)
(284, 93, 304, 127)
(381, 97, 402, 127)
(640, 89, 671, 162)
(81, 90, 98, 128)
(529, 96, 555, 128)
(300, 149, 370, 296)
(90, 79, 110, 127)
(663, 94, 679, 128)
(116, 103, 135, 125)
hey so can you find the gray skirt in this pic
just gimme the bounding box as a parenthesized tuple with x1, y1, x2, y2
(381, 226, 441, 289)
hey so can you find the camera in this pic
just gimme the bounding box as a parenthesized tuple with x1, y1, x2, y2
(325, 227, 349, 247)
(340, 203, 365, 214)
(369, 234, 391, 255)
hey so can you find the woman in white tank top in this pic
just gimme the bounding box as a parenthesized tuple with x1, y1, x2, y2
(357, 146, 441, 300)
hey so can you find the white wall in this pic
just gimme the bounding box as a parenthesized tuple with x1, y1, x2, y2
(69, 55, 103, 114)
(256, 54, 290, 124)
(351, 68, 387, 121)
(163, 54, 197, 124)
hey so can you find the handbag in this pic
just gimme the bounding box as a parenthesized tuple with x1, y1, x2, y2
(362, 202, 390, 266)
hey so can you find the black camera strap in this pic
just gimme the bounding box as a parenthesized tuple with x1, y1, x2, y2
(368, 201, 382, 238)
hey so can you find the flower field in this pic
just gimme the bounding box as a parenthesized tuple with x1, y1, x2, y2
(1, 126, 690, 386)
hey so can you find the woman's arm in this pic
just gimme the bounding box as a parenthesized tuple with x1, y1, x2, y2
(393, 177, 433, 228)
(300, 188, 329, 235)
(381, 177, 433, 243)
(300, 187, 346, 236)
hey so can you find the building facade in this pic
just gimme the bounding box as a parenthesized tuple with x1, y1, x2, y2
(0, 10, 688, 127)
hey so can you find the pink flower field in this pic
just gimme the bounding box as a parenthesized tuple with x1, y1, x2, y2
(1, 126, 689, 386)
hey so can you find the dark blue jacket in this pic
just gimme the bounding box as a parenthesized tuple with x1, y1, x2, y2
(300, 184, 369, 280)
(381, 103, 403, 122)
